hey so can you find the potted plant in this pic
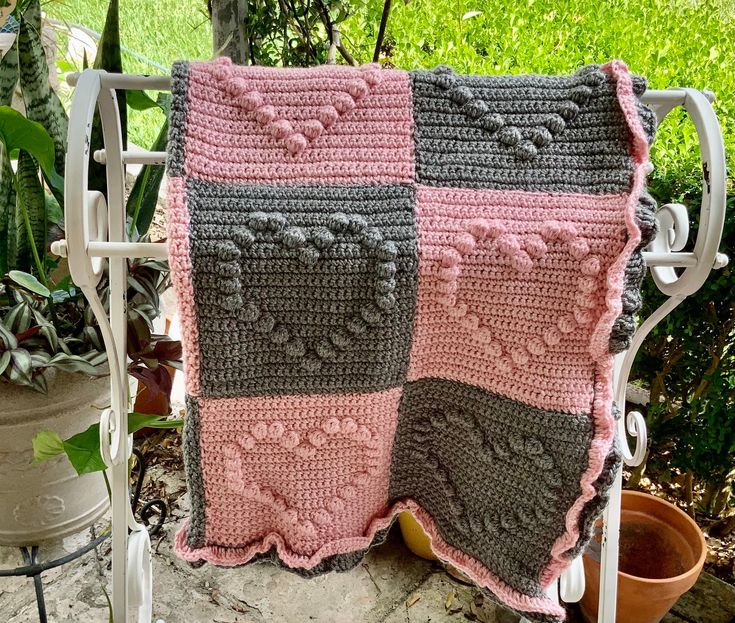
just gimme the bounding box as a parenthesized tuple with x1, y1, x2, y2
(580, 490, 707, 623)
(0, 0, 176, 545)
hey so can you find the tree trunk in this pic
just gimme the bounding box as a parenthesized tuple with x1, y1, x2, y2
(211, 0, 250, 65)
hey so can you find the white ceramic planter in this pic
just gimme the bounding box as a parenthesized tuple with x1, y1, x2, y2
(0, 370, 110, 545)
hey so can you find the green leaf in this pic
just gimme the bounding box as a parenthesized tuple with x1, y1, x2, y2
(0, 323, 18, 349)
(0, 36, 18, 107)
(45, 191, 63, 226)
(32, 430, 65, 464)
(128, 412, 181, 431)
(46, 352, 105, 375)
(8, 348, 33, 386)
(126, 119, 168, 236)
(4, 301, 31, 332)
(54, 413, 179, 475)
(17, 0, 69, 177)
(9, 270, 50, 297)
(126, 89, 160, 111)
(0, 106, 64, 193)
(31, 371, 48, 393)
(62, 424, 107, 475)
(0, 146, 16, 274)
(15, 150, 46, 272)
(89, 0, 125, 196)
(0, 350, 11, 375)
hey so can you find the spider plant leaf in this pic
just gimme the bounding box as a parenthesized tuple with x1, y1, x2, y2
(0, 323, 18, 349)
(47, 352, 105, 375)
(0, 350, 11, 376)
(5, 300, 32, 332)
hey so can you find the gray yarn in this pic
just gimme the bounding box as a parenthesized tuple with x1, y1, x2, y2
(187, 180, 419, 397)
(183, 395, 207, 548)
(188, 180, 418, 396)
(411, 64, 636, 193)
(568, 405, 623, 560)
(166, 61, 189, 178)
(389, 378, 593, 599)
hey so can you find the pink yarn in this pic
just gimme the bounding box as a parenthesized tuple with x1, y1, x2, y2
(183, 61, 414, 184)
(185, 389, 402, 556)
(165, 177, 200, 395)
(407, 185, 630, 415)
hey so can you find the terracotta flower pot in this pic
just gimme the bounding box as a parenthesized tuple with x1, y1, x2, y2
(580, 490, 706, 623)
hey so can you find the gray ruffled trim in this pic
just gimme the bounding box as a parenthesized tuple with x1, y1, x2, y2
(568, 407, 623, 560)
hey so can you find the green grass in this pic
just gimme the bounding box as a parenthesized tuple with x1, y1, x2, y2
(343, 0, 735, 197)
(45, 0, 213, 147)
(44, 0, 735, 192)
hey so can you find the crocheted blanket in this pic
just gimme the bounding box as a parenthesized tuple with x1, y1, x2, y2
(166, 58, 656, 622)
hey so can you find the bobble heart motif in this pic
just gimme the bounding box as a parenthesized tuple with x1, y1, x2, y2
(201, 211, 400, 374)
(429, 65, 606, 162)
(223, 416, 379, 537)
(215, 58, 384, 156)
(437, 219, 603, 373)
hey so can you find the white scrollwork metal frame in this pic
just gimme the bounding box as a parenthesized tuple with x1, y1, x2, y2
(53, 71, 727, 622)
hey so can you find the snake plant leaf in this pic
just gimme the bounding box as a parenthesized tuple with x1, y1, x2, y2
(8, 269, 50, 297)
(0, 106, 64, 193)
(15, 150, 46, 272)
(8, 347, 33, 385)
(126, 118, 168, 236)
(0, 37, 18, 107)
(17, 0, 68, 176)
(89, 0, 125, 196)
(46, 352, 105, 375)
(31, 430, 65, 463)
(0, 147, 15, 274)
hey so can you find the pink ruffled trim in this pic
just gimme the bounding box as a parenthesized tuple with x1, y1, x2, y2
(540, 60, 651, 585)
(175, 498, 565, 619)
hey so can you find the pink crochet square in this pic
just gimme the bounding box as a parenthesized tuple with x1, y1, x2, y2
(183, 58, 414, 184)
(195, 389, 402, 566)
(408, 186, 630, 415)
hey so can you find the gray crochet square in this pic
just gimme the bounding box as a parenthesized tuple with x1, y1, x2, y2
(389, 378, 594, 597)
(188, 180, 418, 396)
(411, 65, 645, 194)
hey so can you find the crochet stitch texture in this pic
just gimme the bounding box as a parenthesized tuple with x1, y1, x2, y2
(167, 57, 656, 623)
